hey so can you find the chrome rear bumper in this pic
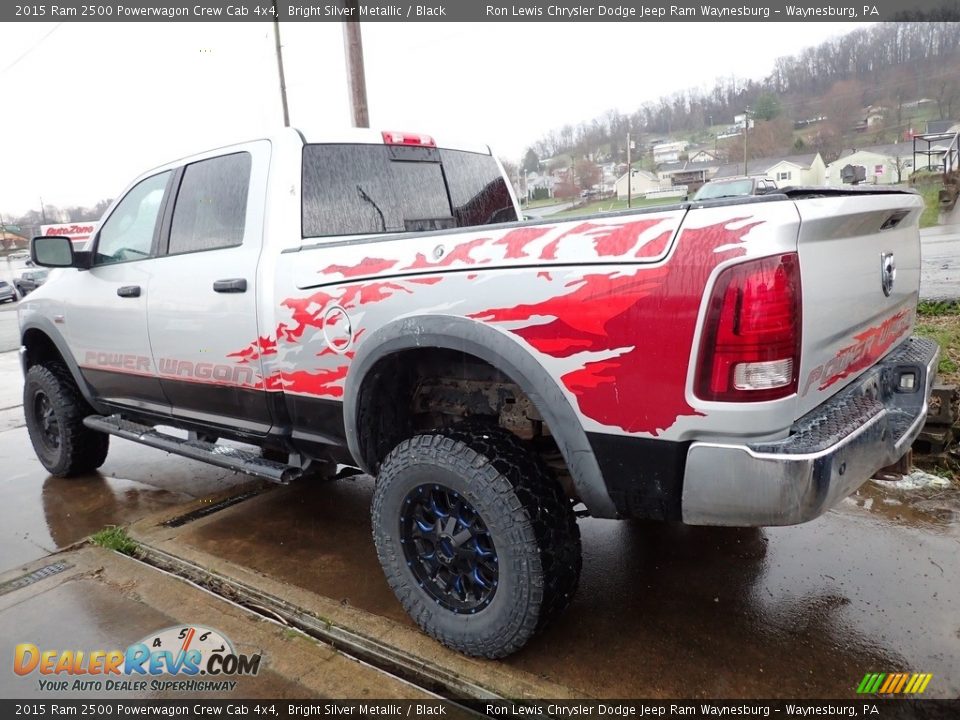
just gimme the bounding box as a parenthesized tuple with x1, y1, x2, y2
(681, 336, 939, 526)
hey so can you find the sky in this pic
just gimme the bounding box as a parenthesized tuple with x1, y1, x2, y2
(0, 20, 872, 217)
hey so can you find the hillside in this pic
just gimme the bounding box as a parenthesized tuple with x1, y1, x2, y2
(524, 22, 960, 168)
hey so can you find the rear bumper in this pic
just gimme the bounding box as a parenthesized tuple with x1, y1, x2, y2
(681, 336, 939, 526)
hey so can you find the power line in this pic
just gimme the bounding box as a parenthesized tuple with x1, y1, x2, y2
(0, 23, 64, 77)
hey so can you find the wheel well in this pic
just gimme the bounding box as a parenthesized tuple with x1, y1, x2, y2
(22, 328, 66, 370)
(355, 348, 576, 498)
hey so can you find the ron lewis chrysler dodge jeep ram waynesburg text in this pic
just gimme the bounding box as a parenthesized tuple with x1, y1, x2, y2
(19, 128, 938, 658)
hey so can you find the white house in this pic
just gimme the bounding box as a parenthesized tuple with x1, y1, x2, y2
(688, 149, 722, 164)
(524, 172, 557, 200)
(824, 144, 914, 186)
(734, 113, 755, 130)
(615, 168, 662, 199)
(714, 153, 826, 186)
(658, 159, 722, 188)
(652, 141, 688, 165)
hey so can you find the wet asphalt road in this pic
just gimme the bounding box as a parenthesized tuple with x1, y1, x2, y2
(920, 225, 960, 301)
(170, 476, 960, 698)
(0, 424, 255, 570)
(0, 301, 19, 354)
(0, 345, 957, 698)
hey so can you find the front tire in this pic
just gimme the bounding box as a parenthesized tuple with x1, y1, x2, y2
(24, 363, 109, 476)
(371, 426, 581, 658)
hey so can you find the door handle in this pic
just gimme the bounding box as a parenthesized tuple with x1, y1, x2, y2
(213, 278, 247, 293)
(117, 285, 141, 298)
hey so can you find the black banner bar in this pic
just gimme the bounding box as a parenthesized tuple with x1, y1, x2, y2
(4, 0, 960, 23)
(3, 700, 960, 719)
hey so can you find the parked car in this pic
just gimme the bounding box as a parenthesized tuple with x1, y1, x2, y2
(693, 176, 779, 201)
(0, 280, 16, 303)
(19, 127, 937, 659)
(15, 269, 48, 296)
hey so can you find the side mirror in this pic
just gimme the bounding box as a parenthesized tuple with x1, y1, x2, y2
(31, 236, 76, 267)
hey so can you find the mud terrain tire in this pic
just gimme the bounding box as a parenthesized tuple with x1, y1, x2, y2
(371, 425, 581, 658)
(24, 363, 109, 476)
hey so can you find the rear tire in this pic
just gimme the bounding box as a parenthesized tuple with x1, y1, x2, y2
(371, 425, 581, 658)
(24, 363, 109, 477)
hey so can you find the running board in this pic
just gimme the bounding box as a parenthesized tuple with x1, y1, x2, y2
(83, 414, 301, 484)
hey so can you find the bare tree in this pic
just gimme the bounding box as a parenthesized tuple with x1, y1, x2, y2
(575, 159, 601, 191)
(934, 75, 960, 121)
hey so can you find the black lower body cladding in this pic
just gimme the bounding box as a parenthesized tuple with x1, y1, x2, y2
(587, 433, 690, 521)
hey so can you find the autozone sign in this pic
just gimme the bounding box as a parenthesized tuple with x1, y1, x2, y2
(41, 222, 98, 247)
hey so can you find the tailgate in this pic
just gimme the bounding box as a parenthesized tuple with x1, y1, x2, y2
(794, 191, 924, 418)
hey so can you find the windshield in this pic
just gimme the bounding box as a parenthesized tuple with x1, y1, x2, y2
(694, 179, 754, 200)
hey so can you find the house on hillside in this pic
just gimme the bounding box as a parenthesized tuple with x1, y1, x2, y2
(824, 144, 915, 186)
(524, 172, 557, 201)
(714, 153, 826, 186)
(657, 159, 722, 190)
(854, 106, 888, 133)
(688, 149, 723, 164)
(652, 141, 688, 164)
(615, 168, 662, 199)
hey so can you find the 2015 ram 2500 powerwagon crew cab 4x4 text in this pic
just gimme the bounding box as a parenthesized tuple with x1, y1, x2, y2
(19, 128, 938, 658)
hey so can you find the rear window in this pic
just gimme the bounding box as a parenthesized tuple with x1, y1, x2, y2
(301, 144, 516, 238)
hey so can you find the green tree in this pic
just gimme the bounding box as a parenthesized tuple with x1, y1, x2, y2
(522, 148, 541, 174)
(753, 94, 782, 121)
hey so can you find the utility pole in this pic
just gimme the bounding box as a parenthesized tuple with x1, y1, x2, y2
(39, 197, 47, 224)
(342, 7, 369, 128)
(626, 132, 632, 209)
(272, 0, 290, 127)
(742, 108, 751, 176)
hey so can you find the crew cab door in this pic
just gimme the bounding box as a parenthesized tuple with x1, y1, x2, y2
(59, 170, 174, 413)
(145, 143, 273, 436)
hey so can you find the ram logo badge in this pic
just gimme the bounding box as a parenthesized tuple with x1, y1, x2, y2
(881, 252, 896, 297)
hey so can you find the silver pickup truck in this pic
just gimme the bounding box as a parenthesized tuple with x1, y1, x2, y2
(19, 127, 938, 658)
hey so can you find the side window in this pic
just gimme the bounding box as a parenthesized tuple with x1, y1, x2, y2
(168, 152, 251, 255)
(439, 149, 518, 226)
(95, 171, 170, 265)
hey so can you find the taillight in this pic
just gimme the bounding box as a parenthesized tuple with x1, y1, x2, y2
(381, 131, 436, 148)
(695, 253, 802, 402)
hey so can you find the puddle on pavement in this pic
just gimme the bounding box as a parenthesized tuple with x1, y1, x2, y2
(0, 426, 255, 572)
(174, 475, 960, 698)
(852, 478, 960, 530)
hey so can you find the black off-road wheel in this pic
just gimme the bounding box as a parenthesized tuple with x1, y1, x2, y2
(371, 425, 581, 658)
(24, 363, 109, 477)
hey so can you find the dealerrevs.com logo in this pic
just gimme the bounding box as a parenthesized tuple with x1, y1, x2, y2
(13, 625, 261, 693)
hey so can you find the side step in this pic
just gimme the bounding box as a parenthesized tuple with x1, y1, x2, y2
(83, 414, 301, 484)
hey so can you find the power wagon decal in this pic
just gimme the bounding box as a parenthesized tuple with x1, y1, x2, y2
(802, 308, 914, 396)
(80, 352, 257, 386)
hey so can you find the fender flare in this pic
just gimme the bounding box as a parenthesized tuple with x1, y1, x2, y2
(343, 314, 618, 518)
(19, 316, 108, 414)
